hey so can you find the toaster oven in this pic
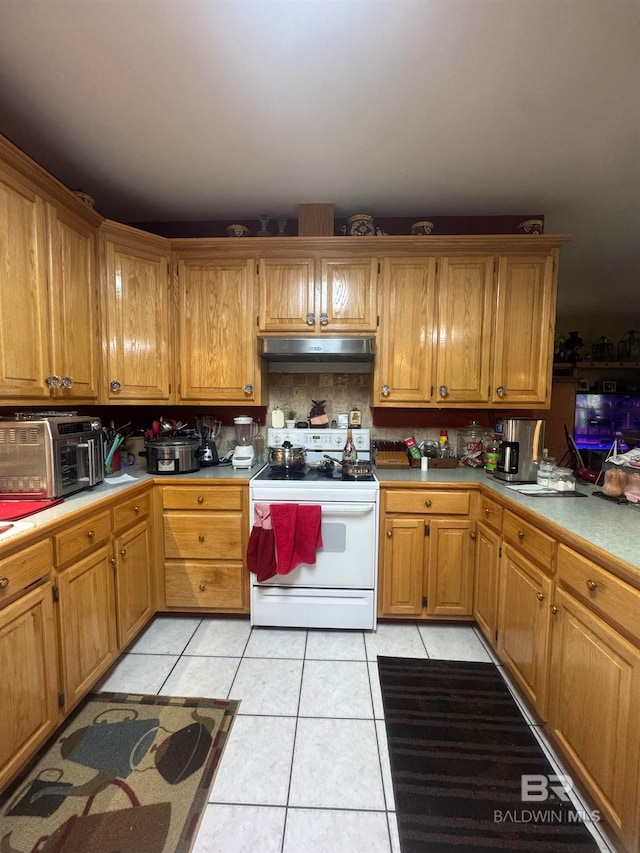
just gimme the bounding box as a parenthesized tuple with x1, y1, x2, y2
(0, 411, 104, 499)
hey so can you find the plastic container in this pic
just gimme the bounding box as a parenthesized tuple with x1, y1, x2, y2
(549, 467, 576, 491)
(537, 450, 557, 487)
(457, 420, 485, 467)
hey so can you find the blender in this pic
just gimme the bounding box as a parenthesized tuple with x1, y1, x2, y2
(232, 416, 256, 468)
(196, 416, 221, 467)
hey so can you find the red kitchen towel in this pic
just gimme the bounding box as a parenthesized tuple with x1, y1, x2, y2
(0, 498, 63, 521)
(270, 504, 323, 575)
(247, 503, 277, 581)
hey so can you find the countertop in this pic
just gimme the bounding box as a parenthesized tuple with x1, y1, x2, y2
(1, 462, 638, 578)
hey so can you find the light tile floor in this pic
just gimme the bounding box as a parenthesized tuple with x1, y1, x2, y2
(97, 618, 619, 853)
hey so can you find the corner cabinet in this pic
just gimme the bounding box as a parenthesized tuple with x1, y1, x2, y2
(100, 221, 173, 403)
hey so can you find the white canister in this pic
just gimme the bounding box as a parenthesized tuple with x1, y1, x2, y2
(271, 408, 285, 429)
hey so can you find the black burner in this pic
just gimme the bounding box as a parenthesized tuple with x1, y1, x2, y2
(266, 466, 307, 480)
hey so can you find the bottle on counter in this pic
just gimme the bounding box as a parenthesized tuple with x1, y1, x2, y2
(438, 429, 451, 458)
(342, 428, 358, 464)
(484, 433, 500, 475)
(403, 436, 423, 463)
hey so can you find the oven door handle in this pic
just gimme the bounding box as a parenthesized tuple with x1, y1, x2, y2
(319, 505, 375, 516)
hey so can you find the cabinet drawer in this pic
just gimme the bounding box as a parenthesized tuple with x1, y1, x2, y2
(165, 561, 245, 610)
(162, 486, 243, 511)
(54, 511, 111, 568)
(164, 512, 243, 559)
(385, 489, 470, 516)
(557, 545, 640, 640)
(0, 539, 52, 606)
(503, 510, 555, 572)
(112, 490, 151, 532)
(479, 494, 503, 532)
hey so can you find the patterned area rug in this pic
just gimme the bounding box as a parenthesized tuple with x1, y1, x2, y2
(0, 692, 239, 853)
(378, 657, 601, 852)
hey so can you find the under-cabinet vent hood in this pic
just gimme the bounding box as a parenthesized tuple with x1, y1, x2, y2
(258, 336, 375, 371)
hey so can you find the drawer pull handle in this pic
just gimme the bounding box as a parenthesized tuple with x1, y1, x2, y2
(120, 549, 127, 557)
(518, 531, 525, 540)
(199, 582, 205, 592)
(586, 579, 598, 591)
(550, 605, 559, 615)
(133, 505, 140, 513)
(87, 530, 95, 540)
(536, 592, 545, 601)
(424, 499, 432, 508)
(199, 534, 205, 542)
(0, 577, 9, 589)
(198, 496, 204, 504)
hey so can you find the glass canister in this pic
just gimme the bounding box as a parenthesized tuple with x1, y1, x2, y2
(537, 456, 557, 487)
(549, 467, 576, 491)
(457, 420, 485, 467)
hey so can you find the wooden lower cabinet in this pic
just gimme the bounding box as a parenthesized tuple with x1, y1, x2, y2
(0, 581, 59, 792)
(378, 488, 475, 618)
(473, 520, 501, 647)
(56, 544, 118, 712)
(161, 485, 249, 612)
(497, 543, 553, 718)
(113, 519, 154, 648)
(547, 587, 640, 850)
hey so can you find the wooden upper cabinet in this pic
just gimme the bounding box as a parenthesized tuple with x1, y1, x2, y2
(258, 255, 377, 333)
(101, 222, 172, 403)
(374, 257, 436, 405)
(492, 253, 556, 406)
(46, 203, 100, 401)
(320, 258, 378, 332)
(258, 257, 315, 331)
(177, 257, 260, 403)
(0, 165, 50, 399)
(435, 256, 495, 405)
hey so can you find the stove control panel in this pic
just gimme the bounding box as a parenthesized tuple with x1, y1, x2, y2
(267, 428, 370, 453)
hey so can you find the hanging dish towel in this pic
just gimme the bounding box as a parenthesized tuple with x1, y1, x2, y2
(247, 503, 277, 582)
(270, 504, 323, 575)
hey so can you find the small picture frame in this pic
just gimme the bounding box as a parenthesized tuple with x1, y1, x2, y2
(576, 379, 590, 391)
(602, 380, 617, 392)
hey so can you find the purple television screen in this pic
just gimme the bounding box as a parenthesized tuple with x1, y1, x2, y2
(574, 394, 640, 450)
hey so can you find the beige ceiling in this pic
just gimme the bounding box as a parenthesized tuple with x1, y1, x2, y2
(0, 0, 638, 330)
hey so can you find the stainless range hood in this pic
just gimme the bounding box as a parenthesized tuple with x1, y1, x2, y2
(258, 336, 375, 370)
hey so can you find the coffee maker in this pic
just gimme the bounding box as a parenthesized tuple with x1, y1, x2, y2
(494, 418, 545, 483)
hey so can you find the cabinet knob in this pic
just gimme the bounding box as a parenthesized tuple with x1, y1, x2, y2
(439, 384, 449, 397)
(496, 386, 507, 397)
(133, 505, 140, 513)
(87, 530, 95, 540)
(470, 531, 477, 540)
(319, 312, 329, 326)
(244, 383, 253, 395)
(199, 582, 206, 592)
(550, 605, 559, 615)
(306, 312, 315, 325)
(381, 384, 390, 397)
(110, 380, 122, 392)
(0, 577, 9, 589)
(110, 557, 116, 565)
(536, 592, 545, 601)
(484, 508, 491, 515)
(424, 499, 432, 508)
(586, 579, 598, 591)
(61, 376, 74, 388)
(199, 534, 205, 542)
(120, 549, 127, 557)
(518, 530, 525, 540)
(386, 530, 393, 538)
(197, 496, 204, 504)
(45, 374, 62, 388)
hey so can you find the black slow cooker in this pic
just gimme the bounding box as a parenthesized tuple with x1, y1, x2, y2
(144, 437, 201, 474)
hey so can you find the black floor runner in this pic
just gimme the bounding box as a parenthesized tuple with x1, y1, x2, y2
(378, 657, 603, 852)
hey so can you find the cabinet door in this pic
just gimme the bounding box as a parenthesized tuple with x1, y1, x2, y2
(320, 258, 378, 332)
(114, 520, 154, 649)
(0, 583, 59, 791)
(375, 257, 436, 405)
(498, 544, 553, 717)
(47, 203, 100, 401)
(177, 258, 259, 403)
(547, 588, 640, 848)
(258, 257, 315, 331)
(379, 516, 424, 616)
(426, 519, 475, 617)
(0, 166, 50, 399)
(473, 521, 501, 646)
(435, 256, 494, 404)
(57, 545, 117, 711)
(102, 225, 172, 402)
(492, 254, 556, 406)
